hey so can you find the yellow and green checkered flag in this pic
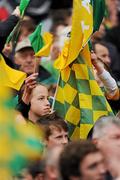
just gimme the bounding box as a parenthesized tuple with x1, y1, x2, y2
(53, 0, 113, 139)
(54, 44, 113, 139)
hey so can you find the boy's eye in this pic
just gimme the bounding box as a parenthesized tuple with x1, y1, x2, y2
(56, 135, 62, 139)
(38, 97, 44, 100)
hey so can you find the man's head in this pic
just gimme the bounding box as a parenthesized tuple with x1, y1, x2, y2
(59, 140, 106, 180)
(92, 116, 120, 177)
(28, 84, 51, 123)
(93, 116, 120, 154)
(45, 146, 63, 180)
(14, 38, 37, 75)
(37, 113, 69, 148)
(93, 41, 111, 66)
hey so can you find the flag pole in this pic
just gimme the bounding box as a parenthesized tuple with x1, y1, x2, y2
(34, 57, 40, 73)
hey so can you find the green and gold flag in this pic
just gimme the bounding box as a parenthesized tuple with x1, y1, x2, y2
(55, 0, 93, 70)
(29, 23, 44, 53)
(29, 23, 53, 57)
(35, 32, 53, 57)
(0, 54, 26, 90)
(53, 0, 113, 139)
(0, 87, 44, 178)
(6, 0, 30, 44)
(20, 0, 30, 16)
(92, 0, 106, 32)
(54, 44, 113, 139)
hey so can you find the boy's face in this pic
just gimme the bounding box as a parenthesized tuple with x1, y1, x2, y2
(46, 128, 68, 148)
(30, 85, 51, 118)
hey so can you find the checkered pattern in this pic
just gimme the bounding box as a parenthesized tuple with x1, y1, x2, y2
(54, 46, 113, 139)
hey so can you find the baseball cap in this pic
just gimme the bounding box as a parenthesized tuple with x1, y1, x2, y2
(15, 38, 32, 52)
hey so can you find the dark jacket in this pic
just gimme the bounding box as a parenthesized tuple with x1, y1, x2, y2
(0, 15, 19, 52)
(0, 14, 19, 68)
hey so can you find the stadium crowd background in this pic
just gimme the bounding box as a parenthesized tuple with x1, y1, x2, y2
(0, 0, 120, 179)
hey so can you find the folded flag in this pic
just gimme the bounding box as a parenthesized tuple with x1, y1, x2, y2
(29, 23, 44, 53)
(29, 23, 53, 57)
(35, 32, 53, 57)
(54, 0, 93, 70)
(0, 54, 26, 90)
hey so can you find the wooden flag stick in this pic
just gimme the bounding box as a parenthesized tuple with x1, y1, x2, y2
(34, 57, 40, 73)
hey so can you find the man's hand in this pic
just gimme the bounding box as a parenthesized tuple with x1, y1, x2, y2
(2, 43, 13, 57)
(22, 73, 38, 105)
(12, 6, 21, 18)
(91, 50, 104, 75)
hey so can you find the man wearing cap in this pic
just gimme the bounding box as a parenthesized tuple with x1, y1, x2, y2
(14, 38, 51, 83)
(14, 38, 53, 120)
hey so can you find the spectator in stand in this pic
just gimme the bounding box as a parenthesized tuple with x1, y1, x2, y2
(37, 113, 69, 148)
(2, 16, 36, 59)
(104, 11, 120, 84)
(91, 42, 120, 114)
(16, 75, 51, 122)
(59, 140, 107, 180)
(0, 6, 20, 54)
(17, 17, 36, 42)
(14, 38, 51, 81)
(28, 84, 51, 123)
(93, 116, 120, 180)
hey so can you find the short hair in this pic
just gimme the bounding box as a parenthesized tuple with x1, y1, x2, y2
(37, 112, 68, 140)
(92, 115, 120, 139)
(30, 83, 48, 100)
(27, 160, 45, 178)
(59, 140, 99, 180)
(92, 40, 109, 52)
(20, 18, 36, 33)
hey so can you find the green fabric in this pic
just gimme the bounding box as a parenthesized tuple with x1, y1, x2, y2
(91, 0, 106, 32)
(0, 93, 44, 176)
(41, 59, 59, 84)
(88, 40, 93, 51)
(29, 23, 44, 53)
(3, 96, 18, 109)
(6, 0, 30, 44)
(12, 95, 19, 107)
(54, 53, 113, 139)
(19, 0, 30, 15)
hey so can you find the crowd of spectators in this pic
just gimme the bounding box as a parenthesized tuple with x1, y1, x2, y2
(0, 0, 120, 179)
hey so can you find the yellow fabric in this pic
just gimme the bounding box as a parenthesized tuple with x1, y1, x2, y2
(54, 0, 93, 70)
(54, 0, 113, 139)
(0, 86, 43, 177)
(35, 32, 53, 57)
(0, 54, 26, 90)
(54, 45, 113, 139)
